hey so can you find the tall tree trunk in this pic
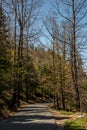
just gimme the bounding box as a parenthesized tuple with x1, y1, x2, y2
(59, 61, 65, 110)
(72, 0, 80, 111)
(17, 0, 24, 107)
(12, 7, 17, 108)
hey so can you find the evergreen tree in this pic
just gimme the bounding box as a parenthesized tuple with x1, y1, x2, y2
(0, 5, 11, 94)
(0, 5, 11, 114)
(23, 56, 39, 102)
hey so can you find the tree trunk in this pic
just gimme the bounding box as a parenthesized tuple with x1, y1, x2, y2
(53, 92, 56, 108)
(56, 94, 59, 109)
(72, 0, 80, 111)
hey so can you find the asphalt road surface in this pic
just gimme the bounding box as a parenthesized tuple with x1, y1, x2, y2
(0, 103, 57, 130)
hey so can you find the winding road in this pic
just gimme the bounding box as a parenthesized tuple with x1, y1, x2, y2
(0, 103, 57, 130)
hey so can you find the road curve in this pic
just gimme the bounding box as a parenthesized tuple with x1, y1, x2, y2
(0, 103, 57, 130)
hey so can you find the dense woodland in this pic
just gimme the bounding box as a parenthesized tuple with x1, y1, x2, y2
(0, 0, 87, 117)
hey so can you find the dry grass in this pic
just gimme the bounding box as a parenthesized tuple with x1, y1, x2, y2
(47, 106, 87, 130)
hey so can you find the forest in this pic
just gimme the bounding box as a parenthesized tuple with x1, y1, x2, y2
(0, 0, 87, 118)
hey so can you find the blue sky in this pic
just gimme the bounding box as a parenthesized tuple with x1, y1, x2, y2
(39, 0, 87, 70)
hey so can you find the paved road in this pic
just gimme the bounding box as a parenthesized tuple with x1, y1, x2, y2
(0, 103, 57, 130)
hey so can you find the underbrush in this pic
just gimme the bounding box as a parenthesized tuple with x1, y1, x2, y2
(64, 115, 87, 130)
(59, 110, 73, 115)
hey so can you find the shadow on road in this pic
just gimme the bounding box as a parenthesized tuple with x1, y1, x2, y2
(0, 115, 56, 130)
(54, 116, 70, 120)
(0, 117, 56, 130)
(0, 104, 64, 130)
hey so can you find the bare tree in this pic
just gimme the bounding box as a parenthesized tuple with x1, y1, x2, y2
(43, 15, 67, 110)
(50, 0, 87, 111)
